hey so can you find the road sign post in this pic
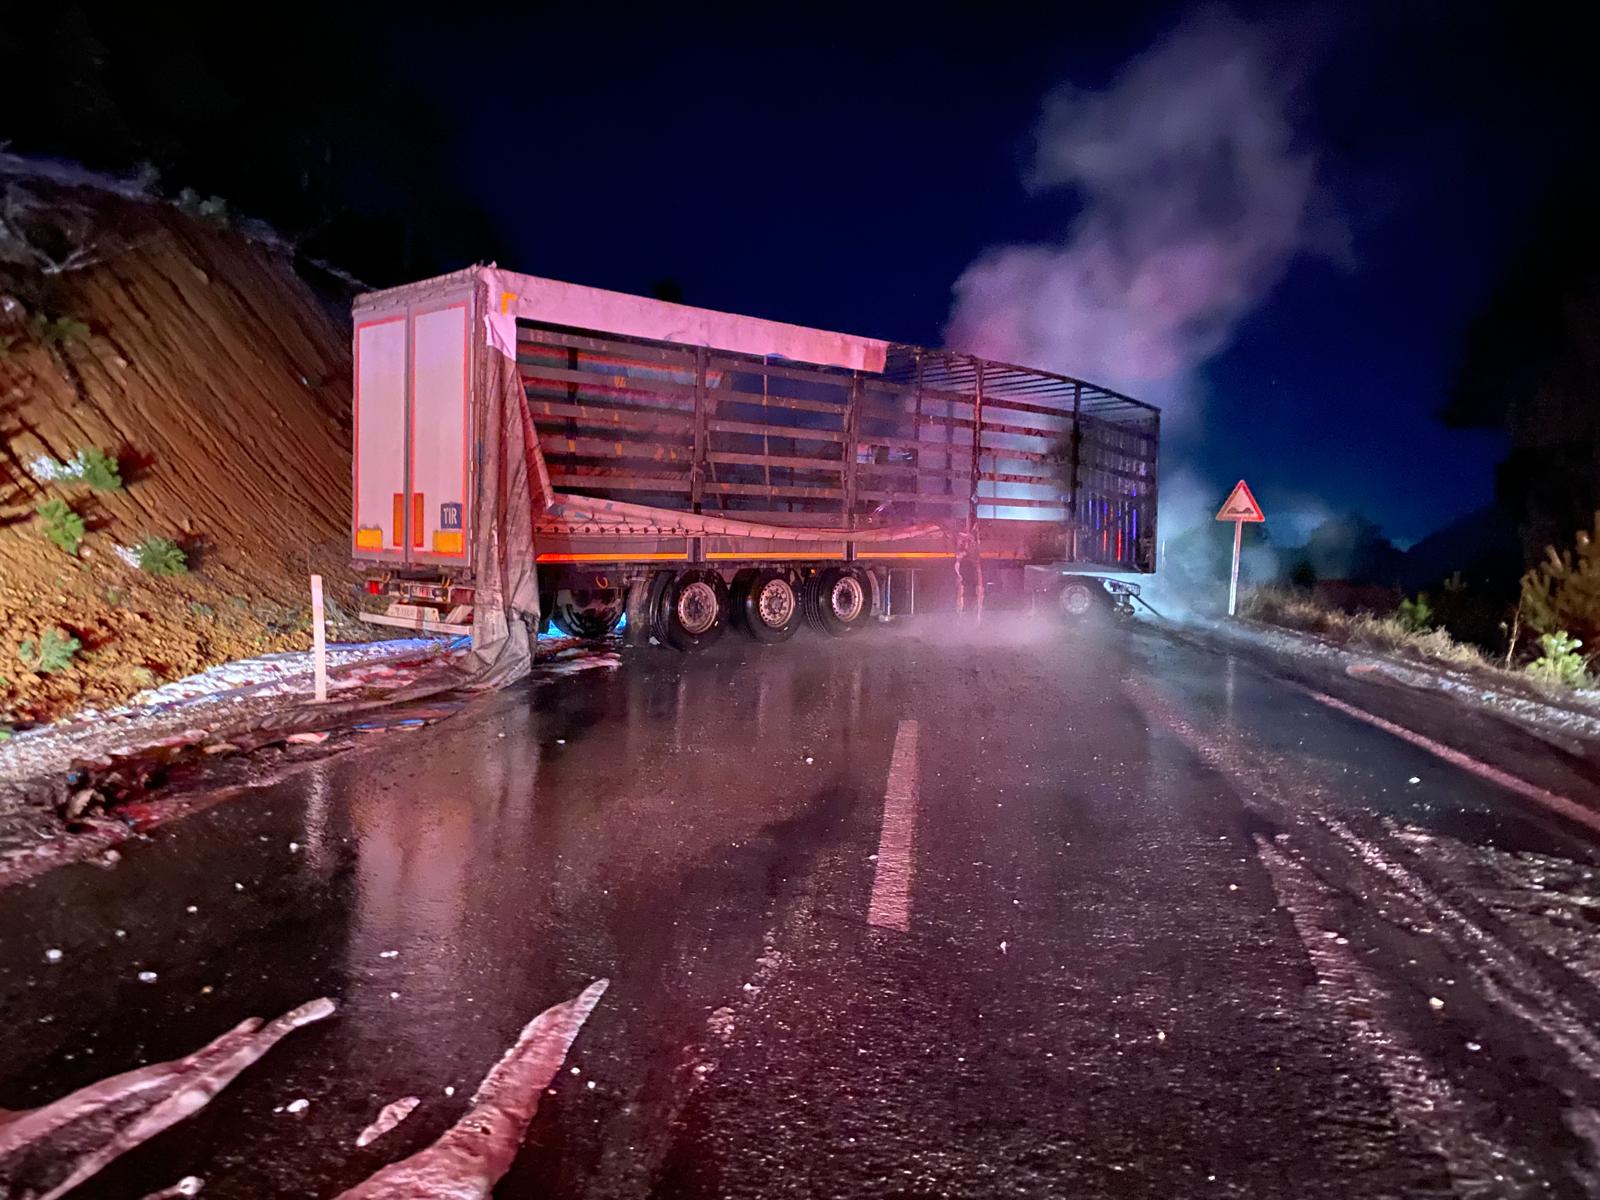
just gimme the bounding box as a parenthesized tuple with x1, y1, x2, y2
(1215, 480, 1265, 617)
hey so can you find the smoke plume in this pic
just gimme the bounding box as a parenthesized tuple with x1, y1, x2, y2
(945, 9, 1324, 422)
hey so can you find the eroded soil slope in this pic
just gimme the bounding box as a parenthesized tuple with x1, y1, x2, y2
(0, 166, 368, 723)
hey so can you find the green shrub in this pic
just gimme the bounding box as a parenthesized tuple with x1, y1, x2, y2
(76, 447, 122, 491)
(134, 535, 187, 575)
(1396, 593, 1435, 633)
(28, 312, 89, 346)
(36, 497, 85, 555)
(36, 447, 123, 490)
(1523, 514, 1600, 648)
(1525, 631, 1589, 689)
(18, 627, 81, 674)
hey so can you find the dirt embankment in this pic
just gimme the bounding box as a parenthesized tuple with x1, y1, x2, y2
(0, 167, 369, 724)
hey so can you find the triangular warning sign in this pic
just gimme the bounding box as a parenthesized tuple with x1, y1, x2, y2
(1215, 479, 1265, 523)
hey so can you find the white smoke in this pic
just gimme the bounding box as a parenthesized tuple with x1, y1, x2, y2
(945, 8, 1327, 423)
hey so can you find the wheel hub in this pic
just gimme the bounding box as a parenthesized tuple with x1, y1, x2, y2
(829, 575, 865, 622)
(676, 580, 720, 635)
(756, 578, 796, 628)
(1061, 583, 1093, 615)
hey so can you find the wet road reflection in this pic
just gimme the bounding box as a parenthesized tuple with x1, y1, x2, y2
(2, 618, 1600, 1196)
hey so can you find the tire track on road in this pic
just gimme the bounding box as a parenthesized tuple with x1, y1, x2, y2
(1256, 837, 1539, 1197)
(1128, 671, 1600, 1190)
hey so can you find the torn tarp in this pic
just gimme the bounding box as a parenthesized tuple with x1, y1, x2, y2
(464, 270, 551, 686)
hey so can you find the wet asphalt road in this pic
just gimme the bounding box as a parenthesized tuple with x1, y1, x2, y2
(7, 617, 1600, 1197)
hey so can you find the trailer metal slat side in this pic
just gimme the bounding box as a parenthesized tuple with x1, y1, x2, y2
(708, 450, 844, 471)
(352, 269, 1160, 637)
(518, 362, 702, 402)
(706, 417, 848, 444)
(530, 402, 695, 431)
(704, 354, 856, 389)
(550, 475, 691, 492)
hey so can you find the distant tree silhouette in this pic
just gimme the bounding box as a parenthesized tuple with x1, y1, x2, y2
(1298, 514, 1403, 585)
(1444, 169, 1600, 566)
(0, 5, 509, 286)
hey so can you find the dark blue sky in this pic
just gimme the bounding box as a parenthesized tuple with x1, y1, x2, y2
(386, 3, 1592, 544)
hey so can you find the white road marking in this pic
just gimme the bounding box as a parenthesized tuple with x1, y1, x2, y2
(1306, 690, 1600, 837)
(867, 720, 919, 932)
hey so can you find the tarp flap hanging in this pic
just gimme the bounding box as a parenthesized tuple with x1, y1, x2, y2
(464, 272, 550, 685)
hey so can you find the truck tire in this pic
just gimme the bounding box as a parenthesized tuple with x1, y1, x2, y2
(804, 565, 872, 637)
(653, 568, 729, 651)
(550, 589, 625, 639)
(732, 568, 801, 643)
(1058, 579, 1102, 623)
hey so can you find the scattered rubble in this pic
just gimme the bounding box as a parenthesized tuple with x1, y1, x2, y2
(0, 996, 333, 1198)
(356, 1096, 421, 1147)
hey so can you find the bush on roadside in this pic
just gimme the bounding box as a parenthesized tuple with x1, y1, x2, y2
(1396, 593, 1435, 632)
(1522, 513, 1600, 650)
(1242, 585, 1487, 670)
(1525, 631, 1590, 689)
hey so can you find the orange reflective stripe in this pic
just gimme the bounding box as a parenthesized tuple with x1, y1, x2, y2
(535, 552, 688, 563)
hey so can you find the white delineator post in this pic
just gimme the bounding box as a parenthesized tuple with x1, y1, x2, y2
(1228, 518, 1243, 617)
(1215, 480, 1266, 618)
(310, 574, 328, 702)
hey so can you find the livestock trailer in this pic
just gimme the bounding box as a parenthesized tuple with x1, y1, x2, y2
(351, 266, 1158, 649)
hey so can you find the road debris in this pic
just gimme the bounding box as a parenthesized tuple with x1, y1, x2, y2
(0, 998, 334, 1199)
(356, 1096, 421, 1147)
(137, 1176, 204, 1198)
(333, 980, 607, 1199)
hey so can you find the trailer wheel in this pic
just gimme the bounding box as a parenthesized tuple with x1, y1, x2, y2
(550, 589, 625, 639)
(732, 568, 800, 643)
(1058, 579, 1102, 623)
(804, 565, 872, 637)
(653, 568, 729, 651)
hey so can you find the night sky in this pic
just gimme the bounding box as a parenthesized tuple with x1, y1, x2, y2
(9, 2, 1599, 545)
